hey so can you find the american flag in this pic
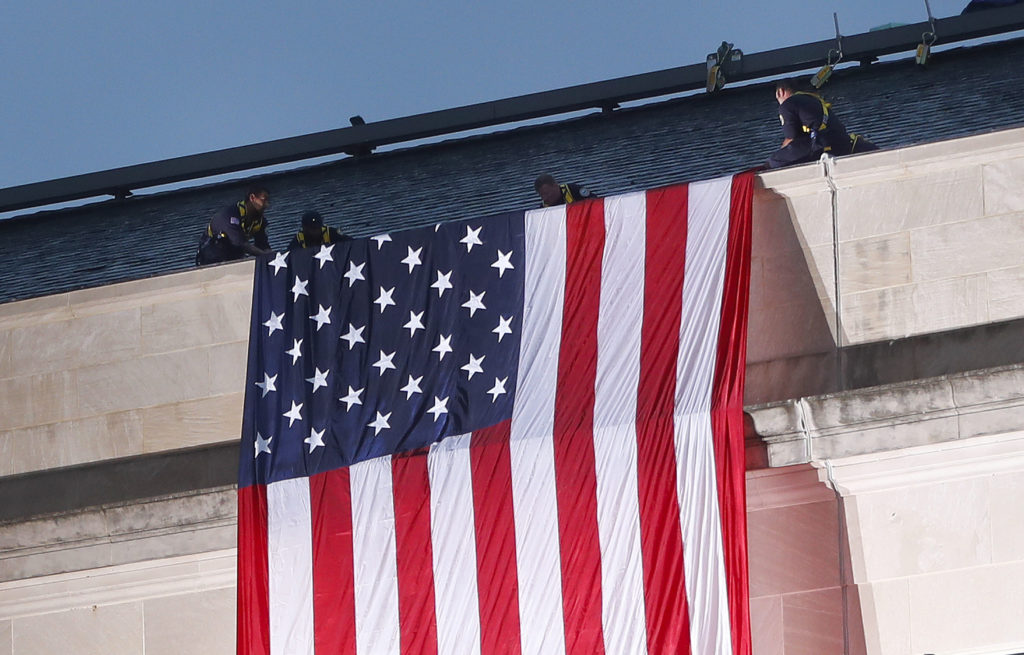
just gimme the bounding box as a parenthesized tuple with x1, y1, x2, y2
(237, 172, 754, 655)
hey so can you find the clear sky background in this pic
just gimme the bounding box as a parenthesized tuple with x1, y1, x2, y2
(1, 0, 976, 189)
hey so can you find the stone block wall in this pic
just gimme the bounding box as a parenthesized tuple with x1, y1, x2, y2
(0, 264, 253, 476)
(748, 127, 1024, 403)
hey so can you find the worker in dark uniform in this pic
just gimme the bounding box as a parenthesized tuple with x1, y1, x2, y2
(767, 78, 877, 169)
(534, 174, 596, 207)
(287, 210, 349, 250)
(196, 186, 273, 265)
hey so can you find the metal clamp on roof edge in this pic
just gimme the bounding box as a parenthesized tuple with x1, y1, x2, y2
(811, 13, 844, 89)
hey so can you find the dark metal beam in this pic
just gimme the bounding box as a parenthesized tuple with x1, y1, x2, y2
(3, 3, 1024, 214)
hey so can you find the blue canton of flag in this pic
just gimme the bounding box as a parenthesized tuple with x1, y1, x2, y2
(240, 212, 526, 487)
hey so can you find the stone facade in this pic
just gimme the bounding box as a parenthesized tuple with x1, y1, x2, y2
(1, 128, 1023, 654)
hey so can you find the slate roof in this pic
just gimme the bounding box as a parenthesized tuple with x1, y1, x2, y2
(3, 36, 1024, 304)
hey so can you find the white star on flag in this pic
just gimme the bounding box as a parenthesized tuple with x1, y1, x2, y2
(461, 353, 485, 380)
(493, 315, 514, 342)
(427, 396, 449, 422)
(373, 350, 397, 376)
(400, 375, 423, 399)
(344, 261, 365, 287)
(460, 225, 483, 252)
(371, 234, 392, 250)
(462, 290, 486, 317)
(305, 368, 329, 393)
(375, 286, 396, 313)
(286, 339, 303, 364)
(310, 305, 332, 331)
(367, 411, 391, 436)
(254, 433, 272, 457)
(314, 244, 335, 269)
(304, 427, 325, 453)
(263, 312, 284, 336)
(431, 270, 453, 297)
(401, 246, 423, 273)
(340, 386, 363, 411)
(291, 277, 309, 301)
(404, 311, 425, 337)
(268, 252, 288, 275)
(487, 376, 508, 402)
(492, 249, 515, 277)
(340, 324, 365, 350)
(283, 401, 303, 427)
(255, 373, 277, 398)
(433, 334, 453, 360)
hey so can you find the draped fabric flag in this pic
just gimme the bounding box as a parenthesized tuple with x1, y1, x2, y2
(237, 171, 754, 655)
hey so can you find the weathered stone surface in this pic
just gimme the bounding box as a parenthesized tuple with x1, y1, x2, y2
(841, 273, 989, 344)
(77, 349, 212, 415)
(141, 395, 243, 453)
(0, 620, 10, 655)
(748, 595, 784, 655)
(747, 499, 840, 597)
(839, 232, 911, 294)
(989, 264, 1024, 323)
(853, 475, 993, 580)
(8, 309, 141, 378)
(858, 579, 912, 655)
(0, 371, 78, 432)
(782, 587, 847, 655)
(2, 412, 143, 477)
(140, 291, 250, 355)
(0, 489, 236, 582)
(12, 602, 143, 655)
(909, 561, 1024, 654)
(989, 470, 1024, 564)
(143, 588, 235, 655)
(982, 155, 1024, 216)
(837, 165, 985, 241)
(909, 212, 1024, 283)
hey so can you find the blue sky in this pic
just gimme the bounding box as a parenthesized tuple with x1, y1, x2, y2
(0, 0, 977, 188)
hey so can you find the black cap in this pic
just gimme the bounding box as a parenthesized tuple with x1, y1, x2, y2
(301, 210, 323, 228)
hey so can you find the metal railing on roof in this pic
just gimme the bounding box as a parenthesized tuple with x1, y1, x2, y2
(3, 3, 1024, 214)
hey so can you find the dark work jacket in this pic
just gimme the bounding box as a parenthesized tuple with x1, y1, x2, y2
(778, 92, 852, 156)
(196, 201, 270, 265)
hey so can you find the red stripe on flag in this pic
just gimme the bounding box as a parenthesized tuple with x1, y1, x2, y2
(552, 199, 607, 655)
(636, 185, 692, 654)
(237, 483, 270, 655)
(310, 469, 357, 655)
(470, 420, 522, 655)
(392, 449, 439, 655)
(711, 171, 755, 655)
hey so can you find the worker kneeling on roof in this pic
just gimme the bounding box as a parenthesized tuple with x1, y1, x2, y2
(195, 185, 273, 265)
(767, 77, 877, 169)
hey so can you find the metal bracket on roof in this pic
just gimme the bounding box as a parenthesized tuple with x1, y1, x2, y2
(811, 13, 844, 88)
(916, 0, 939, 65)
(706, 41, 744, 93)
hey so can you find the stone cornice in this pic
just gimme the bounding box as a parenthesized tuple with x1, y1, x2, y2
(747, 364, 1024, 468)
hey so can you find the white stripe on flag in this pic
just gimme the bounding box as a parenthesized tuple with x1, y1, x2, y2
(676, 176, 734, 655)
(593, 192, 649, 655)
(511, 205, 568, 655)
(427, 433, 483, 655)
(267, 477, 314, 655)
(351, 455, 401, 655)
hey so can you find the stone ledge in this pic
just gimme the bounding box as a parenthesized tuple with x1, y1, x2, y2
(0, 549, 235, 621)
(748, 364, 1024, 467)
(0, 442, 238, 525)
(0, 488, 236, 583)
